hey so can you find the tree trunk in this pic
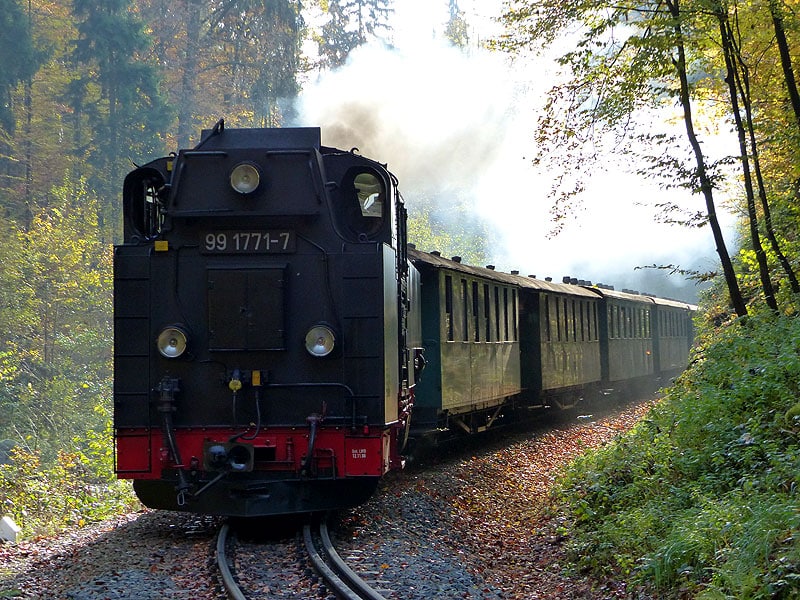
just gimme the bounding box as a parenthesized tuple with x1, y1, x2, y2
(717, 7, 778, 311)
(769, 0, 800, 131)
(667, 0, 747, 316)
(726, 7, 800, 297)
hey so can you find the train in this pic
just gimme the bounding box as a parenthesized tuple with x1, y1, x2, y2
(113, 123, 696, 517)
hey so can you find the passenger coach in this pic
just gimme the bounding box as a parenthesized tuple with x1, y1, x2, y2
(408, 248, 697, 438)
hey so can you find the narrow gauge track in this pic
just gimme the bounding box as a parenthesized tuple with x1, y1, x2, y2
(303, 518, 388, 600)
(216, 517, 388, 600)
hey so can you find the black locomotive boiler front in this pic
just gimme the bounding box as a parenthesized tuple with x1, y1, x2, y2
(114, 124, 415, 516)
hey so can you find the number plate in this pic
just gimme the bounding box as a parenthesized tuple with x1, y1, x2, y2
(201, 231, 296, 253)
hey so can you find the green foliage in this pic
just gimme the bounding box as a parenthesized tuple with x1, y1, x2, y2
(493, 0, 800, 316)
(0, 176, 111, 464)
(557, 313, 800, 597)
(407, 191, 491, 267)
(0, 180, 135, 538)
(0, 446, 138, 538)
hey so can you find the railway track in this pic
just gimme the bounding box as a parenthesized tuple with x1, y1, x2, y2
(216, 516, 389, 599)
(303, 518, 389, 600)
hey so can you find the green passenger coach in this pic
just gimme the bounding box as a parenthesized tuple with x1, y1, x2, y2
(410, 249, 523, 434)
(519, 283, 603, 408)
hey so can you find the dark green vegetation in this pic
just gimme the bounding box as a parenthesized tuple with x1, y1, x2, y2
(557, 312, 800, 598)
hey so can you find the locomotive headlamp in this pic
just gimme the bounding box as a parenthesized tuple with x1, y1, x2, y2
(156, 326, 188, 358)
(229, 162, 261, 194)
(304, 324, 336, 357)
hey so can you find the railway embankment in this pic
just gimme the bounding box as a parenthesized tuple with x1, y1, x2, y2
(552, 312, 800, 598)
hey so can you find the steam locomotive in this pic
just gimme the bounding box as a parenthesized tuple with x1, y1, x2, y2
(113, 123, 695, 517)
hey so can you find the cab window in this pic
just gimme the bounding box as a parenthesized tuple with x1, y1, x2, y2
(341, 169, 387, 239)
(354, 172, 384, 218)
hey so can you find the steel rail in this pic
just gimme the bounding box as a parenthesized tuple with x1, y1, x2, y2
(303, 518, 388, 600)
(216, 523, 247, 600)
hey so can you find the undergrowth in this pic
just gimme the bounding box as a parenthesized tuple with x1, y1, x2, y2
(0, 423, 139, 538)
(557, 313, 800, 599)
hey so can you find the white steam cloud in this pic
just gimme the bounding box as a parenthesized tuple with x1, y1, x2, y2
(297, 41, 513, 191)
(295, 34, 729, 303)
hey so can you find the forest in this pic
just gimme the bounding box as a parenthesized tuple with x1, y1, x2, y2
(0, 0, 799, 596)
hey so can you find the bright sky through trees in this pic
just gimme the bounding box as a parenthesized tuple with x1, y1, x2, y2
(298, 0, 736, 302)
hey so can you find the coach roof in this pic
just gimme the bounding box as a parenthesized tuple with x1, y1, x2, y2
(408, 247, 600, 299)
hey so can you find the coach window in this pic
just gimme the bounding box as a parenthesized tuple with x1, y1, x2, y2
(580, 302, 586, 341)
(580, 302, 587, 341)
(543, 294, 551, 341)
(586, 303, 592, 341)
(512, 289, 518, 341)
(445, 275, 454, 341)
(501, 288, 508, 342)
(621, 306, 627, 338)
(555, 298, 562, 341)
(484, 284, 492, 341)
(623, 306, 630, 338)
(571, 300, 577, 341)
(494, 287, 501, 341)
(461, 279, 469, 342)
(566, 300, 572, 341)
(472, 282, 480, 342)
(552, 296, 560, 341)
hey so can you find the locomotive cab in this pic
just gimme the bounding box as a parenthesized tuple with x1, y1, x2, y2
(114, 123, 415, 516)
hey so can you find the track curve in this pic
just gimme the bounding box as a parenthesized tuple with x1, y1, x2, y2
(216, 517, 389, 600)
(303, 518, 388, 600)
(217, 523, 247, 600)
